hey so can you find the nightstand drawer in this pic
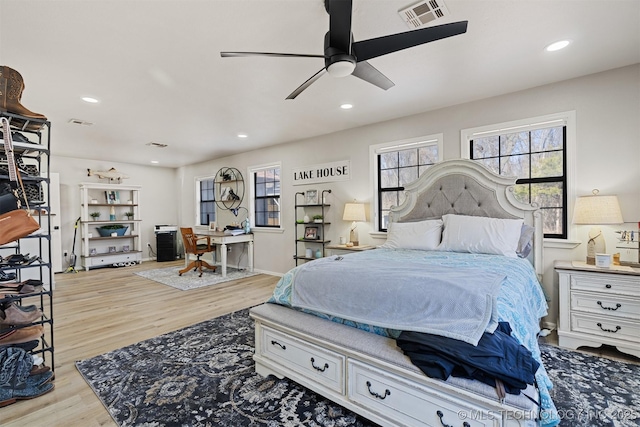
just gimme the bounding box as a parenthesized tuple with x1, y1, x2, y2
(571, 291, 640, 320)
(570, 273, 640, 297)
(571, 312, 640, 343)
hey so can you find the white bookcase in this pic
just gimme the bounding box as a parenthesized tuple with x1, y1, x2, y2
(79, 183, 142, 270)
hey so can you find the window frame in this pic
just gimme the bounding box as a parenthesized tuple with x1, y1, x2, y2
(369, 134, 443, 233)
(461, 111, 577, 243)
(248, 162, 282, 231)
(195, 175, 216, 228)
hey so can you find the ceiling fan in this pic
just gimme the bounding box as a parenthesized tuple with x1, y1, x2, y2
(221, 0, 468, 99)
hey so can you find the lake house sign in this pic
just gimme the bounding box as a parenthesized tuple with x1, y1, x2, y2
(292, 160, 351, 186)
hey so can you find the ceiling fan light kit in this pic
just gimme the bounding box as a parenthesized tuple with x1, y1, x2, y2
(221, 0, 467, 99)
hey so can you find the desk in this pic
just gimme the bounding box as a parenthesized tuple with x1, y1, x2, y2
(186, 232, 254, 278)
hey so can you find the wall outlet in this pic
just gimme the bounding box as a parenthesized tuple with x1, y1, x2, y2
(227, 246, 232, 252)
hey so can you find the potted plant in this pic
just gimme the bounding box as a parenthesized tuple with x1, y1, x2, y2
(313, 214, 324, 223)
(124, 212, 134, 220)
(89, 212, 101, 220)
(96, 224, 129, 237)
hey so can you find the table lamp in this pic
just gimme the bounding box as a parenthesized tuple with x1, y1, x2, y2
(572, 189, 623, 265)
(343, 202, 366, 246)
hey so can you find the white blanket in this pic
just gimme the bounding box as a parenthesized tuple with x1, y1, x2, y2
(290, 255, 504, 346)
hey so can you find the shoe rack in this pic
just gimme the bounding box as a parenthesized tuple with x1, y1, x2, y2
(0, 111, 55, 372)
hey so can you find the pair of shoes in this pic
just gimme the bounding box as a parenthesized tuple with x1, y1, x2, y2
(0, 325, 43, 346)
(0, 279, 43, 295)
(0, 271, 16, 283)
(0, 302, 42, 326)
(0, 254, 38, 266)
(0, 380, 54, 407)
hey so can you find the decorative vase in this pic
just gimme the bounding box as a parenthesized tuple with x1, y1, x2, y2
(303, 215, 310, 223)
(109, 206, 116, 221)
(315, 249, 322, 258)
(305, 248, 313, 258)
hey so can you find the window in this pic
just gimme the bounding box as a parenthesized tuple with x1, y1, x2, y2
(250, 164, 281, 228)
(462, 113, 575, 239)
(370, 135, 442, 231)
(197, 177, 216, 226)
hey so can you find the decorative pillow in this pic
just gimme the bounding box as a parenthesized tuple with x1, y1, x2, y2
(438, 214, 523, 257)
(517, 224, 535, 259)
(381, 219, 443, 251)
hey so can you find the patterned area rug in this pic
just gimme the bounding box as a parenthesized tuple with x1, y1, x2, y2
(76, 309, 640, 427)
(134, 266, 260, 290)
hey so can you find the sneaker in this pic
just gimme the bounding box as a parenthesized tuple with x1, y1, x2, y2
(0, 271, 16, 283)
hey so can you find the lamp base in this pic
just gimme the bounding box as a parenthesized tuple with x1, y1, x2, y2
(586, 227, 606, 266)
(586, 256, 595, 266)
(349, 228, 359, 247)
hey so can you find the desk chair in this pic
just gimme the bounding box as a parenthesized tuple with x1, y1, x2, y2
(179, 227, 216, 277)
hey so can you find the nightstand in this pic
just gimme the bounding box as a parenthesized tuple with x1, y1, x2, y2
(555, 260, 640, 358)
(326, 244, 376, 256)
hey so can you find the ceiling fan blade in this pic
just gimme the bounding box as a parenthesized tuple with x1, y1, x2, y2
(286, 68, 327, 100)
(327, 0, 353, 53)
(221, 52, 324, 59)
(351, 61, 395, 90)
(352, 21, 468, 62)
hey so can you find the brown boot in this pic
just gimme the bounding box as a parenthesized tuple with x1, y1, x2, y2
(0, 302, 43, 326)
(0, 66, 47, 129)
(0, 325, 44, 346)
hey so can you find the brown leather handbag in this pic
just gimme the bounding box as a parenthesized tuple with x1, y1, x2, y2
(0, 117, 39, 246)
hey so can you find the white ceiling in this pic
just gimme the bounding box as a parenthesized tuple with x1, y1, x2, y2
(1, 0, 638, 168)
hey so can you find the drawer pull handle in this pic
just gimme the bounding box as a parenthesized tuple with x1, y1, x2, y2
(597, 301, 621, 311)
(310, 357, 329, 372)
(366, 381, 390, 400)
(436, 410, 470, 427)
(270, 340, 286, 350)
(605, 284, 612, 289)
(597, 323, 621, 333)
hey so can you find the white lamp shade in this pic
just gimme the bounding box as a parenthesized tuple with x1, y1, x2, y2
(343, 203, 366, 222)
(572, 193, 623, 225)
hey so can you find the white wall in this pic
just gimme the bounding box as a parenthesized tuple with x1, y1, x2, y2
(177, 64, 640, 326)
(50, 156, 179, 265)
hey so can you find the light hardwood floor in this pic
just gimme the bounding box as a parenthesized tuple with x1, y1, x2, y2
(1, 260, 279, 426)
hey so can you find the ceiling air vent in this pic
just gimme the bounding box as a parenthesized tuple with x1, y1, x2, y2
(145, 142, 168, 148)
(398, 0, 450, 29)
(67, 118, 93, 126)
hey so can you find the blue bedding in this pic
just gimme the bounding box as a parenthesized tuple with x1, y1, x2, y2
(269, 248, 559, 426)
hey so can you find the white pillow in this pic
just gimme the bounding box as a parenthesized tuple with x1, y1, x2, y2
(438, 214, 523, 257)
(381, 219, 443, 251)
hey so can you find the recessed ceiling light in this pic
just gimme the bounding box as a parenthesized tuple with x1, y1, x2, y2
(545, 40, 571, 52)
(237, 134, 248, 138)
(150, 160, 159, 164)
(82, 97, 99, 103)
(340, 103, 353, 109)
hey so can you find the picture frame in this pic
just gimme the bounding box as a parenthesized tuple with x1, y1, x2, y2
(122, 245, 130, 252)
(89, 248, 97, 256)
(108, 246, 117, 253)
(304, 226, 319, 240)
(305, 189, 318, 205)
(209, 221, 217, 231)
(105, 190, 120, 204)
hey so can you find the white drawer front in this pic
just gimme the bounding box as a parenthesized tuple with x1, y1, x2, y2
(571, 291, 640, 320)
(261, 326, 344, 393)
(571, 312, 640, 343)
(348, 360, 499, 427)
(89, 252, 141, 266)
(570, 273, 640, 297)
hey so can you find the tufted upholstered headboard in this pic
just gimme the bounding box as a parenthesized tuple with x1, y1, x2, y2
(388, 159, 543, 276)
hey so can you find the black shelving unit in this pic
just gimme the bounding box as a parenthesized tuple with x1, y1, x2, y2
(1, 111, 54, 371)
(294, 189, 331, 265)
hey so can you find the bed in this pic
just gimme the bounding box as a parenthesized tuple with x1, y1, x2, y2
(249, 159, 559, 427)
